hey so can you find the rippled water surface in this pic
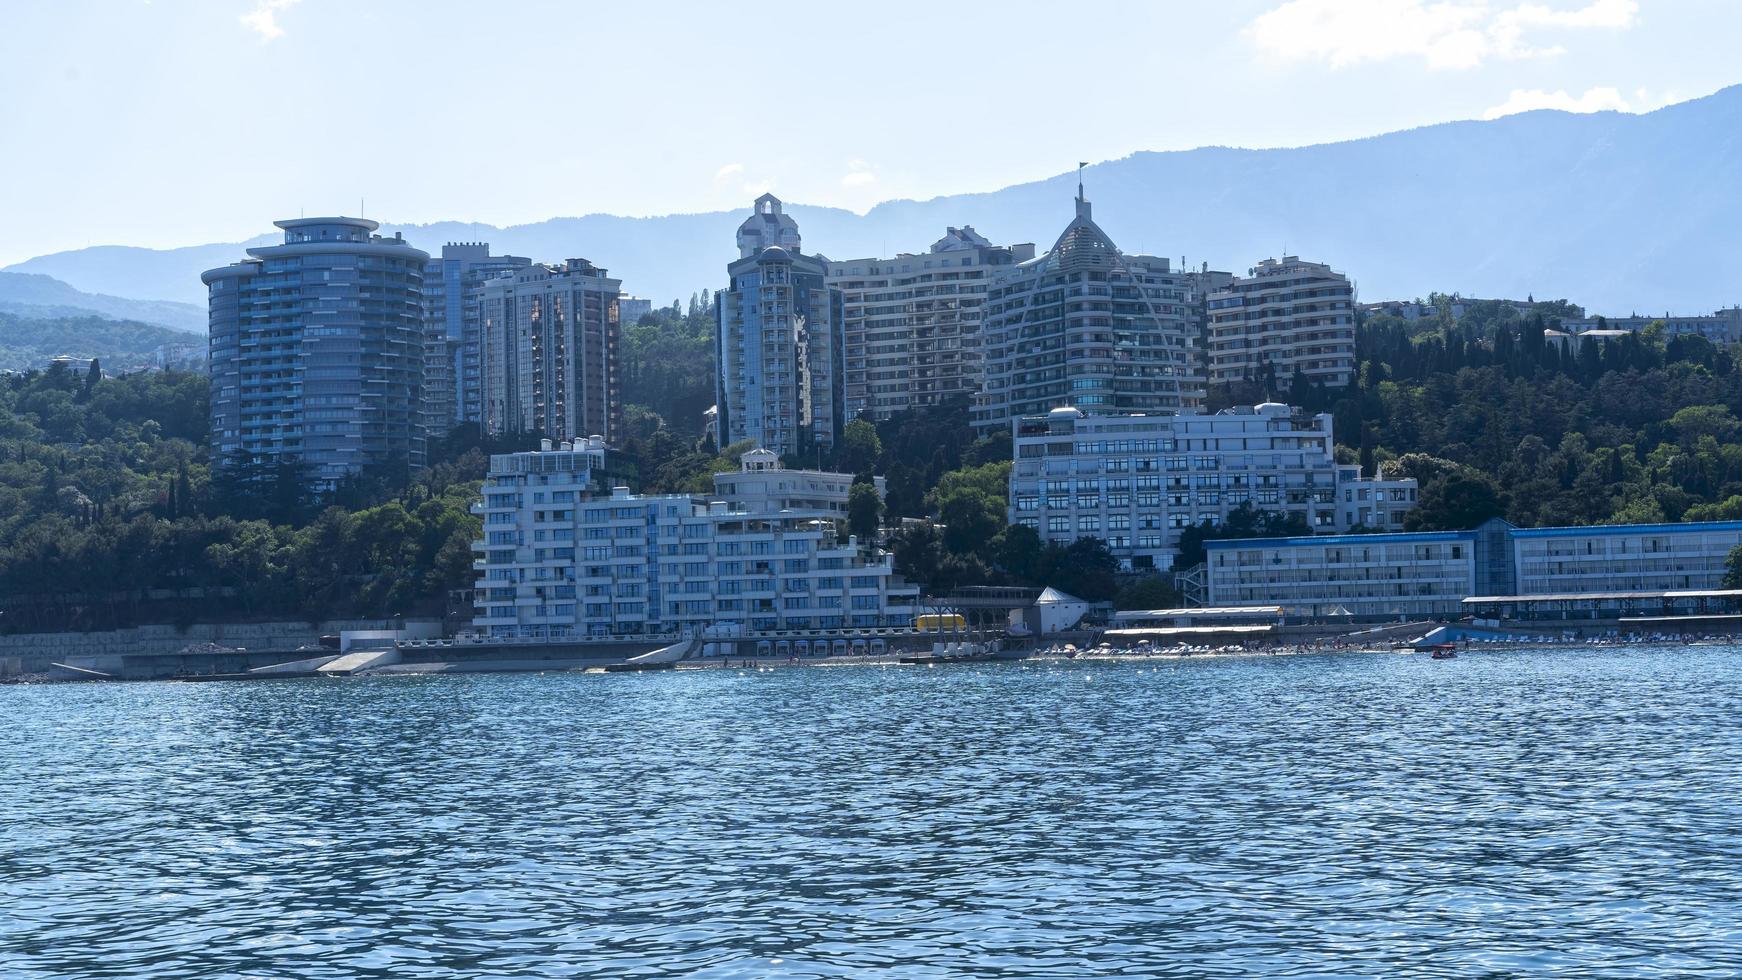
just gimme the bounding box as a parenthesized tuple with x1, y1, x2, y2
(6, 647, 1742, 978)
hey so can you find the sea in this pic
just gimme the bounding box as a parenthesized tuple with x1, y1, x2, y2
(4, 646, 1741, 978)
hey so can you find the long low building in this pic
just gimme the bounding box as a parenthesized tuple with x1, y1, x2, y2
(1205, 518, 1742, 621)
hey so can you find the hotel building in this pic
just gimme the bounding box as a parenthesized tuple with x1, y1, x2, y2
(826, 227, 1035, 420)
(472, 447, 918, 638)
(479, 259, 622, 444)
(1205, 518, 1742, 621)
(1207, 256, 1356, 390)
(202, 216, 428, 487)
(974, 189, 1201, 432)
(715, 194, 842, 458)
(1010, 403, 1417, 570)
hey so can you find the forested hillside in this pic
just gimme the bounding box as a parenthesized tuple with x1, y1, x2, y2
(0, 364, 487, 633)
(1321, 300, 1742, 531)
(0, 312, 194, 373)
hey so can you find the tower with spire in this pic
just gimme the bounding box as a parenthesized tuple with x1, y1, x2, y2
(714, 195, 843, 459)
(973, 175, 1203, 432)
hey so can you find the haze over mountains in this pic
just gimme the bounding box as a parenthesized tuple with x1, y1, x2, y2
(0, 272, 207, 333)
(9, 85, 1742, 316)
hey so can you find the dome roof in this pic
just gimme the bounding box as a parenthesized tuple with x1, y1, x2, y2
(758, 245, 793, 263)
(1048, 405, 1086, 420)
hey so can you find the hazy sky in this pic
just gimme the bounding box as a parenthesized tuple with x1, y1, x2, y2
(0, 0, 1736, 266)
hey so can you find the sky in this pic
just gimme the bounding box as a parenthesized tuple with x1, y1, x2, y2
(0, 0, 1737, 267)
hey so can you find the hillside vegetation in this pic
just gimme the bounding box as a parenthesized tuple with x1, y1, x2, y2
(0, 312, 194, 373)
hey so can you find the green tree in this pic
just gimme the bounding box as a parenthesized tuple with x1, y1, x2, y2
(1114, 575, 1181, 611)
(847, 481, 882, 542)
(1404, 472, 1506, 531)
(836, 419, 882, 477)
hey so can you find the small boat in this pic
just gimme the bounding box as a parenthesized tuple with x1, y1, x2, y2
(1429, 643, 1458, 660)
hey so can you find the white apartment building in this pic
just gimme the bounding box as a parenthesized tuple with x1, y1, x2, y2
(1208, 256, 1356, 390)
(472, 447, 917, 639)
(826, 227, 1035, 420)
(975, 190, 1202, 432)
(1009, 403, 1417, 571)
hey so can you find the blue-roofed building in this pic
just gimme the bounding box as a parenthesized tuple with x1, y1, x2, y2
(1205, 517, 1742, 621)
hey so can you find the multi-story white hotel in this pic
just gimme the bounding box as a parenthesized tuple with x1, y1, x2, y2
(1009, 403, 1417, 571)
(1207, 256, 1356, 390)
(974, 189, 1202, 432)
(472, 447, 917, 639)
(826, 228, 1035, 420)
(1204, 518, 1742, 621)
(479, 258, 622, 444)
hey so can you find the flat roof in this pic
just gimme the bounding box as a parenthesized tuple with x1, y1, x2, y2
(1205, 530, 1473, 549)
(1206, 520, 1742, 551)
(1104, 625, 1276, 638)
(1509, 520, 1742, 538)
(1619, 614, 1742, 624)
(1464, 589, 1742, 603)
(274, 215, 379, 231)
(1113, 606, 1283, 618)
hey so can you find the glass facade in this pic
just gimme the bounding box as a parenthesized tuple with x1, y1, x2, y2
(203, 217, 429, 489)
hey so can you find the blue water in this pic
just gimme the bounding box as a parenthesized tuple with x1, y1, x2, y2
(4, 647, 1742, 978)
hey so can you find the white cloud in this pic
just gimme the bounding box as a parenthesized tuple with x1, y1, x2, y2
(1249, 0, 1637, 70)
(713, 162, 745, 183)
(1482, 85, 1668, 118)
(841, 159, 878, 189)
(240, 0, 301, 41)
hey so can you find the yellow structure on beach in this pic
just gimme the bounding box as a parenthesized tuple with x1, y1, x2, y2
(915, 613, 967, 633)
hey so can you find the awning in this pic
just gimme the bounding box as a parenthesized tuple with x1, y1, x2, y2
(1103, 625, 1277, 638)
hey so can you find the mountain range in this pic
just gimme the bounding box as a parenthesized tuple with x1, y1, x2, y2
(8, 85, 1742, 316)
(0, 272, 208, 333)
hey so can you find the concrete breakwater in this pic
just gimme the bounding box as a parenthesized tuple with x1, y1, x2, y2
(0, 620, 418, 680)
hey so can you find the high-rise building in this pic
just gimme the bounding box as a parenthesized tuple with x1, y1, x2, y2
(1207, 256, 1356, 390)
(826, 228, 1034, 421)
(1009, 403, 1417, 571)
(715, 194, 842, 458)
(471, 446, 917, 638)
(479, 259, 622, 444)
(974, 189, 1201, 432)
(202, 216, 428, 488)
(422, 243, 532, 433)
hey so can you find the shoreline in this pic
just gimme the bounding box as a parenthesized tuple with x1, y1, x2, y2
(9, 633, 1742, 686)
